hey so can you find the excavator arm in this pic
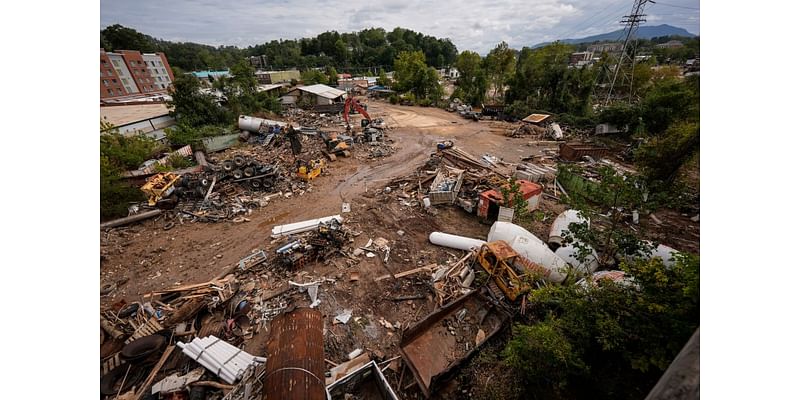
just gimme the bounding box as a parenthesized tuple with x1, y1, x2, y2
(343, 96, 371, 130)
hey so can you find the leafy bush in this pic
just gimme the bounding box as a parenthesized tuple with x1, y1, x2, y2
(504, 254, 699, 399)
(389, 94, 399, 104)
(100, 131, 162, 170)
(100, 155, 144, 219)
(635, 121, 700, 182)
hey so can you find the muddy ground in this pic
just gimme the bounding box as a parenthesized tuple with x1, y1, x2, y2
(100, 100, 700, 399)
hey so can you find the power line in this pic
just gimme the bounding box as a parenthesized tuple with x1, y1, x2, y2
(652, 1, 700, 10)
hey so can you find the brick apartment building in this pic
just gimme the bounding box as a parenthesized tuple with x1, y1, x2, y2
(100, 49, 175, 99)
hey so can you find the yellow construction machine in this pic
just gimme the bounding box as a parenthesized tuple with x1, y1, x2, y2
(140, 172, 181, 206)
(297, 159, 326, 182)
(475, 241, 549, 302)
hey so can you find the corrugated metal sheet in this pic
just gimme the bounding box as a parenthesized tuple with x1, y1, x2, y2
(264, 308, 325, 400)
(203, 134, 241, 153)
(297, 84, 346, 99)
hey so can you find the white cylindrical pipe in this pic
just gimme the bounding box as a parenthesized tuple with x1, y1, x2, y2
(185, 341, 237, 382)
(200, 337, 254, 373)
(489, 222, 569, 283)
(548, 210, 589, 247)
(555, 243, 599, 275)
(429, 232, 486, 251)
(185, 341, 238, 383)
(624, 242, 679, 268)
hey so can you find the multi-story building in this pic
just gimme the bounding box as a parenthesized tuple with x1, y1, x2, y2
(100, 49, 175, 99)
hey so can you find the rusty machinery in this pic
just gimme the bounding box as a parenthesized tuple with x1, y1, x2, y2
(296, 158, 325, 182)
(140, 172, 181, 206)
(475, 241, 549, 302)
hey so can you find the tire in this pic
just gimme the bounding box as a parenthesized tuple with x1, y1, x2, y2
(232, 169, 243, 179)
(163, 221, 175, 231)
(200, 178, 210, 187)
(222, 160, 234, 171)
(250, 179, 261, 189)
(234, 156, 246, 167)
(121, 335, 166, 362)
(243, 167, 255, 177)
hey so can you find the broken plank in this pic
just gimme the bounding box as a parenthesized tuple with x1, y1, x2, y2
(134, 345, 175, 400)
(374, 264, 437, 282)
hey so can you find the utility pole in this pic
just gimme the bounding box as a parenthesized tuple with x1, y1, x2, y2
(604, 0, 653, 106)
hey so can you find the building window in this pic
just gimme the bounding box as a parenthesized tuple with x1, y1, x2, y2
(157, 76, 162, 82)
(151, 61, 156, 66)
(112, 79, 117, 83)
(118, 88, 123, 94)
(162, 69, 166, 74)
(103, 80, 108, 86)
(121, 78, 128, 84)
(116, 68, 123, 76)
(112, 60, 120, 67)
(107, 89, 113, 95)
(125, 86, 132, 92)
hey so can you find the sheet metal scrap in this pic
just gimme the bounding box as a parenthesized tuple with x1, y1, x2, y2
(264, 308, 326, 400)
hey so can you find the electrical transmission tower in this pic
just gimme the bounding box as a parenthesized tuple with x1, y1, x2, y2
(604, 0, 653, 105)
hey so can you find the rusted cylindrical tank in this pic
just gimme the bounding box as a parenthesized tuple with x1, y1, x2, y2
(263, 308, 325, 400)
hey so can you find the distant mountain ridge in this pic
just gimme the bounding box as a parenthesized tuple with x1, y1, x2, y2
(535, 24, 697, 48)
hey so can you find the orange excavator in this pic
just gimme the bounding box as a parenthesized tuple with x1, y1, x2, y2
(342, 94, 371, 132)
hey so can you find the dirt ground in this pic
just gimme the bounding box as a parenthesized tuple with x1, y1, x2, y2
(100, 100, 700, 399)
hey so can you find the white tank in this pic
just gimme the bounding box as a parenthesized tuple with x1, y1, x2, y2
(555, 243, 600, 275)
(238, 115, 287, 133)
(549, 210, 589, 247)
(625, 242, 679, 268)
(488, 222, 569, 283)
(238, 115, 263, 132)
(429, 232, 486, 251)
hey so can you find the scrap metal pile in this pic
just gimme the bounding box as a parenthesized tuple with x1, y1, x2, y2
(100, 216, 365, 400)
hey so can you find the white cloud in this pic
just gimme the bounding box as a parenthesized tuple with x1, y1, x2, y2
(101, 0, 699, 54)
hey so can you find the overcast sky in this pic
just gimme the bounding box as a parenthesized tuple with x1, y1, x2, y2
(100, 0, 699, 54)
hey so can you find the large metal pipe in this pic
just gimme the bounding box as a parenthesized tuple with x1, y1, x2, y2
(100, 209, 162, 230)
(429, 232, 486, 251)
(548, 209, 589, 247)
(238, 115, 286, 133)
(488, 222, 569, 283)
(264, 308, 325, 400)
(555, 243, 600, 275)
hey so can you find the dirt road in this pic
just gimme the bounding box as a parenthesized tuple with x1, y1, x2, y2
(100, 102, 538, 305)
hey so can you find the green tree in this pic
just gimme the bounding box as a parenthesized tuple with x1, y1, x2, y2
(393, 50, 442, 104)
(453, 50, 487, 105)
(499, 176, 530, 222)
(167, 74, 230, 127)
(505, 42, 597, 117)
(301, 69, 328, 85)
(484, 42, 516, 100)
(326, 66, 339, 86)
(377, 68, 390, 87)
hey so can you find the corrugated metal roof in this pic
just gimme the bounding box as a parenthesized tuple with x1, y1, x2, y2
(101, 104, 171, 127)
(522, 113, 551, 124)
(297, 84, 346, 99)
(257, 84, 283, 92)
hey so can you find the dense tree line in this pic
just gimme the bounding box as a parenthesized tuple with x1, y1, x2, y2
(101, 25, 457, 72)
